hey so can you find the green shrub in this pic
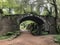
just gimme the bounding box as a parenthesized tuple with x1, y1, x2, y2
(57, 24, 60, 34)
(31, 29, 42, 36)
(41, 31, 48, 35)
(0, 31, 20, 40)
(5, 32, 14, 36)
(54, 35, 60, 44)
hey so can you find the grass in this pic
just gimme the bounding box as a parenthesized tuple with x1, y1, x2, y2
(41, 31, 48, 35)
(0, 31, 20, 40)
(54, 35, 60, 45)
(0, 34, 14, 40)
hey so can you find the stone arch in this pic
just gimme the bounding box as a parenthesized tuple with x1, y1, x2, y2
(17, 14, 48, 32)
(17, 14, 46, 24)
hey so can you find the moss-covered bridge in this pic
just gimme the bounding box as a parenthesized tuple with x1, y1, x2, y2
(0, 14, 57, 35)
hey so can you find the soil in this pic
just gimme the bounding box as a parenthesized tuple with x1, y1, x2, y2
(0, 31, 59, 45)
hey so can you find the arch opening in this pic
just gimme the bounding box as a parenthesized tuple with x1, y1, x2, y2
(20, 20, 36, 32)
(18, 16, 46, 35)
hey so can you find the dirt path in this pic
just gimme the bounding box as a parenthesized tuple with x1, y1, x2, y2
(0, 31, 59, 45)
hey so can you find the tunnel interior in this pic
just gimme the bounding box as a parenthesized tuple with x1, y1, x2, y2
(19, 16, 45, 35)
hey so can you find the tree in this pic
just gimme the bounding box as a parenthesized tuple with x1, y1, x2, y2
(52, 0, 58, 33)
(48, 0, 58, 33)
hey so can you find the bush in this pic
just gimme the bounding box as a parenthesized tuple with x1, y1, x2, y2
(57, 24, 60, 34)
(54, 35, 60, 44)
(54, 23, 60, 44)
(31, 30, 40, 35)
(0, 31, 20, 40)
(5, 32, 14, 36)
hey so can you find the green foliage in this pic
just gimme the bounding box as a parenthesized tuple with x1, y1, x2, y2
(54, 35, 60, 44)
(5, 32, 14, 36)
(54, 23, 60, 44)
(57, 23, 60, 34)
(57, 0, 60, 18)
(0, 31, 20, 40)
(20, 20, 35, 30)
(27, 23, 41, 35)
(0, 35, 11, 40)
(31, 29, 41, 36)
(0, 32, 14, 40)
(0, 0, 52, 15)
(41, 31, 48, 35)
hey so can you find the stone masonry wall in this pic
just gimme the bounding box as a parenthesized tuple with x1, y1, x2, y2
(0, 15, 56, 35)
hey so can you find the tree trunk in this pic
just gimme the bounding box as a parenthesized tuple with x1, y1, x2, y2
(53, 0, 58, 33)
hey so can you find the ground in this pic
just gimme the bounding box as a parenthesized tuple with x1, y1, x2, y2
(0, 31, 59, 45)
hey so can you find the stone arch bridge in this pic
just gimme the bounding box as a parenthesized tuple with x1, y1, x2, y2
(0, 14, 57, 35)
